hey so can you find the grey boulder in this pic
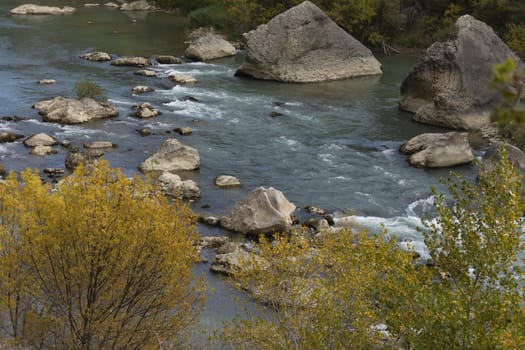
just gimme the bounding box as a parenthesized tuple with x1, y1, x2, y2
(400, 132, 474, 168)
(24, 133, 57, 147)
(235, 1, 382, 82)
(185, 33, 236, 61)
(399, 15, 522, 130)
(33, 97, 118, 124)
(139, 138, 200, 173)
(220, 187, 296, 235)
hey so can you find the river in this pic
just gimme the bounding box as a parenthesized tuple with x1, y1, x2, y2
(0, 0, 479, 336)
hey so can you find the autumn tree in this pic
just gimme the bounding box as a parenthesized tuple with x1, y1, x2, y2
(0, 161, 204, 349)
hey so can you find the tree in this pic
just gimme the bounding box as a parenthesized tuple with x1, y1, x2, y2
(218, 150, 525, 349)
(0, 161, 204, 349)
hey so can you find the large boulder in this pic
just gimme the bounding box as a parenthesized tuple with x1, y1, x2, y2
(33, 97, 118, 124)
(120, 1, 158, 11)
(220, 187, 296, 235)
(10, 4, 76, 15)
(185, 33, 237, 61)
(399, 15, 522, 130)
(235, 1, 381, 82)
(400, 132, 474, 168)
(139, 138, 200, 173)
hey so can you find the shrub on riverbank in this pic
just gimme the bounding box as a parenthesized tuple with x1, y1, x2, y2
(0, 161, 204, 349)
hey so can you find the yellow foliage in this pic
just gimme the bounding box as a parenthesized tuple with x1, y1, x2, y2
(0, 161, 204, 349)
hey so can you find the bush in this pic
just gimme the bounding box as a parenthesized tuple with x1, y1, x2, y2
(74, 79, 106, 101)
(0, 161, 204, 349)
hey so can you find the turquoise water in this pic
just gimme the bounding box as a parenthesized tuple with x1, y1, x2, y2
(0, 0, 478, 336)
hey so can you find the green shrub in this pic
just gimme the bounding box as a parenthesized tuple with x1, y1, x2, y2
(74, 79, 106, 101)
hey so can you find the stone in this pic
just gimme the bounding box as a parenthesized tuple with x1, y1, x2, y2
(111, 56, 150, 67)
(139, 138, 200, 173)
(168, 74, 198, 84)
(199, 236, 229, 249)
(399, 15, 522, 130)
(154, 55, 182, 64)
(137, 127, 152, 136)
(235, 1, 382, 82)
(83, 141, 116, 149)
(1, 116, 25, 122)
(83, 4, 100, 8)
(214, 175, 241, 188)
(220, 187, 296, 235)
(10, 4, 76, 15)
(0, 132, 24, 143)
(120, 0, 158, 11)
(23, 133, 57, 147)
(34, 97, 118, 124)
(211, 243, 268, 276)
(174, 127, 192, 135)
(79, 51, 112, 62)
(132, 85, 154, 94)
(104, 2, 120, 8)
(37, 79, 56, 84)
(65, 148, 104, 170)
(30, 146, 57, 156)
(43, 168, 65, 175)
(133, 102, 160, 118)
(185, 33, 237, 61)
(134, 69, 156, 77)
(400, 132, 474, 168)
(198, 216, 220, 226)
(157, 172, 200, 199)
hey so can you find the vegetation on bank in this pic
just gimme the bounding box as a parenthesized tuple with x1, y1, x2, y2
(152, 0, 525, 55)
(0, 162, 204, 349)
(216, 152, 525, 349)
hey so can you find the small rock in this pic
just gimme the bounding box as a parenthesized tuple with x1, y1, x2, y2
(43, 168, 65, 175)
(79, 51, 112, 61)
(181, 96, 199, 102)
(104, 2, 119, 8)
(157, 172, 201, 199)
(199, 235, 229, 248)
(214, 175, 241, 188)
(168, 74, 198, 84)
(198, 216, 221, 226)
(83, 3, 100, 8)
(23, 133, 57, 147)
(37, 79, 56, 85)
(137, 127, 152, 136)
(0, 132, 24, 143)
(83, 141, 116, 149)
(30, 146, 57, 156)
(120, 0, 158, 11)
(60, 140, 72, 148)
(111, 56, 150, 67)
(185, 33, 237, 61)
(134, 69, 157, 77)
(139, 138, 200, 173)
(133, 102, 160, 118)
(132, 85, 154, 94)
(270, 111, 283, 118)
(174, 127, 192, 135)
(155, 55, 182, 64)
(1, 116, 25, 122)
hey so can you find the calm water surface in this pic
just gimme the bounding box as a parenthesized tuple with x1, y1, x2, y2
(0, 0, 478, 334)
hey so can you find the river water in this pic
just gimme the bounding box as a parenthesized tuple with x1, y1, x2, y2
(0, 0, 478, 334)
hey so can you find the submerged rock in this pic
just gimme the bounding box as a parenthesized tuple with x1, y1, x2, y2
(168, 74, 198, 84)
(30, 146, 57, 156)
(214, 175, 241, 188)
(139, 138, 200, 173)
(79, 51, 112, 62)
(10, 4, 76, 15)
(0, 132, 24, 143)
(399, 15, 522, 130)
(33, 97, 118, 124)
(133, 102, 160, 118)
(134, 69, 156, 77)
(132, 85, 154, 94)
(235, 1, 381, 82)
(220, 187, 296, 235)
(185, 33, 236, 61)
(400, 132, 474, 168)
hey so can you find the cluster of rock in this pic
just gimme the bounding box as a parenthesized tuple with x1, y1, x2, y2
(10, 2, 160, 15)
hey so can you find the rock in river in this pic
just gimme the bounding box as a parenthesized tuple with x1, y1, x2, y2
(120, 1, 158, 11)
(400, 132, 474, 168)
(0, 132, 24, 143)
(157, 172, 201, 200)
(79, 51, 112, 62)
(235, 1, 382, 82)
(220, 187, 296, 236)
(10, 4, 76, 15)
(111, 56, 151, 67)
(399, 15, 522, 130)
(185, 33, 236, 61)
(214, 175, 241, 188)
(33, 97, 118, 124)
(23, 133, 57, 147)
(139, 138, 200, 173)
